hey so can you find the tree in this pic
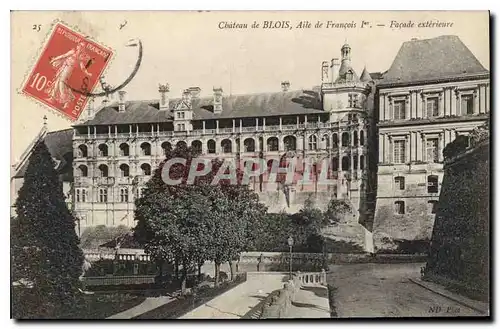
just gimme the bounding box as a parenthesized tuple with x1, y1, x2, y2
(134, 145, 266, 290)
(12, 141, 84, 318)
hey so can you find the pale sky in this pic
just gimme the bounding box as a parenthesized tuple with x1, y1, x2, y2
(11, 11, 489, 163)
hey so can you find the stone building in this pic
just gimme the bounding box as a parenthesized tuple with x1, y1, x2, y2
(70, 41, 375, 242)
(372, 35, 490, 249)
(11, 35, 490, 252)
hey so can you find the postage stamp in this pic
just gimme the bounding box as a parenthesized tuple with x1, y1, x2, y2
(21, 23, 113, 121)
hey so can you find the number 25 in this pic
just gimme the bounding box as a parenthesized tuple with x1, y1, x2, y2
(33, 24, 41, 32)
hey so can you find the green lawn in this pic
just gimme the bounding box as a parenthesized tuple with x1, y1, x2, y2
(12, 288, 146, 319)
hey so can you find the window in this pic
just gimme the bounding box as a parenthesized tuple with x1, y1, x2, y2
(323, 135, 330, 149)
(177, 111, 185, 119)
(394, 176, 405, 190)
(207, 140, 216, 154)
(119, 143, 130, 156)
(353, 131, 358, 146)
(332, 134, 338, 147)
(99, 188, 108, 203)
(353, 156, 358, 170)
(360, 130, 365, 146)
(426, 138, 439, 163)
(308, 135, 318, 150)
(346, 71, 354, 82)
(348, 93, 359, 107)
(98, 144, 108, 157)
(191, 140, 202, 153)
(141, 163, 151, 176)
(332, 157, 339, 171)
(267, 137, 279, 152)
(393, 100, 406, 120)
(221, 139, 232, 153)
(120, 164, 130, 177)
(393, 140, 406, 164)
(428, 200, 438, 214)
(284, 136, 296, 151)
(461, 94, 474, 115)
(244, 138, 255, 152)
(76, 188, 87, 203)
(136, 187, 146, 199)
(98, 164, 109, 177)
(427, 175, 439, 193)
(140, 142, 151, 156)
(177, 123, 186, 131)
(341, 156, 350, 171)
(341, 132, 349, 147)
(78, 145, 88, 158)
(77, 165, 88, 177)
(360, 155, 365, 170)
(120, 188, 129, 203)
(395, 201, 405, 214)
(161, 142, 172, 155)
(426, 97, 439, 117)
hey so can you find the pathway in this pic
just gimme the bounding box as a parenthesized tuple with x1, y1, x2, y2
(107, 296, 173, 319)
(327, 263, 487, 317)
(180, 273, 287, 319)
(287, 285, 330, 318)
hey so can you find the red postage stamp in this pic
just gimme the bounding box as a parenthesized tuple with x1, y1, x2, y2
(22, 23, 113, 121)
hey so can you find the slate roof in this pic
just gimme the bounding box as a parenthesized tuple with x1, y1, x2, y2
(13, 128, 74, 180)
(76, 89, 325, 126)
(379, 35, 488, 85)
(360, 67, 373, 82)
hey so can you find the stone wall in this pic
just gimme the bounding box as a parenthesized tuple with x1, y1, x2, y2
(424, 131, 489, 301)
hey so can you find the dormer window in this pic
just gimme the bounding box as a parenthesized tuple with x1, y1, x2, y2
(346, 71, 353, 81)
(177, 111, 185, 119)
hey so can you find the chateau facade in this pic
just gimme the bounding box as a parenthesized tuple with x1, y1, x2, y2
(71, 41, 374, 237)
(11, 35, 489, 251)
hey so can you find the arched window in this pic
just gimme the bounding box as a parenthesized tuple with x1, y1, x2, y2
(244, 138, 255, 152)
(323, 134, 330, 149)
(427, 175, 439, 193)
(342, 156, 350, 171)
(353, 156, 358, 170)
(77, 165, 88, 177)
(191, 140, 202, 153)
(78, 145, 88, 158)
(140, 142, 151, 156)
(284, 135, 297, 151)
(332, 133, 338, 147)
(332, 157, 339, 171)
(360, 130, 365, 146)
(207, 139, 216, 154)
(353, 131, 359, 146)
(267, 137, 279, 152)
(176, 141, 187, 149)
(119, 143, 129, 156)
(308, 135, 318, 150)
(161, 141, 172, 155)
(221, 139, 232, 153)
(141, 163, 151, 176)
(346, 71, 353, 81)
(360, 155, 365, 170)
(341, 132, 349, 147)
(98, 144, 108, 157)
(98, 164, 108, 177)
(119, 164, 130, 177)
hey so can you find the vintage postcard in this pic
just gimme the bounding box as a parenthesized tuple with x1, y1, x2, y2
(10, 11, 490, 319)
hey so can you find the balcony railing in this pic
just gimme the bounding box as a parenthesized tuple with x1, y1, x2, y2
(74, 122, 341, 140)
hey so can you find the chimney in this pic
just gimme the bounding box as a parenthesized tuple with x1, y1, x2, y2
(213, 87, 223, 114)
(118, 90, 127, 113)
(182, 89, 192, 108)
(158, 83, 170, 110)
(331, 58, 340, 83)
(87, 97, 95, 119)
(321, 61, 330, 84)
(281, 81, 290, 92)
(187, 86, 201, 98)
